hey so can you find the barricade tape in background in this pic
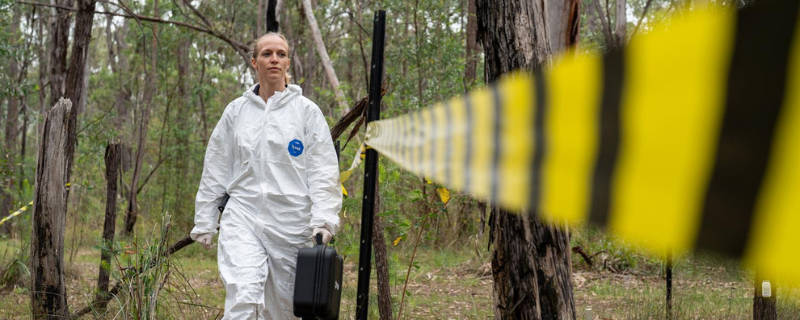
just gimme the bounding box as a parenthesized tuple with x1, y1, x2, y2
(0, 182, 70, 226)
(0, 201, 34, 227)
(363, 0, 800, 286)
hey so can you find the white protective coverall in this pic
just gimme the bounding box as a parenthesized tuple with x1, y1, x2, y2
(191, 83, 342, 319)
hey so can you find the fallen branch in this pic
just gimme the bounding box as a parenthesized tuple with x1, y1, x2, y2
(571, 246, 594, 267)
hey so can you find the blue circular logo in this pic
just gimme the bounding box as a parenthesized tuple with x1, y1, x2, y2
(288, 139, 304, 157)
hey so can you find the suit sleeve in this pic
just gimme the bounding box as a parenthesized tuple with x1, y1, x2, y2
(191, 105, 235, 240)
(305, 104, 343, 234)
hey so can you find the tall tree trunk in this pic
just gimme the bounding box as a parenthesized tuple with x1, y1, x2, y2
(48, 0, 73, 107)
(174, 36, 192, 216)
(614, 0, 627, 47)
(20, 103, 29, 189)
(548, 0, 581, 54)
(257, 0, 265, 36)
(413, 0, 426, 108)
(2, 5, 22, 235)
(464, 0, 478, 88)
(275, 0, 283, 22)
(77, 42, 92, 115)
(476, 1, 576, 319)
(372, 184, 393, 320)
(106, 13, 134, 172)
(31, 99, 72, 319)
(478, 0, 551, 79)
(301, 46, 318, 97)
(125, 0, 159, 236)
(37, 5, 48, 145)
(64, 0, 98, 182)
(95, 143, 120, 310)
(300, 0, 349, 111)
(198, 37, 210, 143)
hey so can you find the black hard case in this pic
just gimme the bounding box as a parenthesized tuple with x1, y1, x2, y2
(293, 234, 343, 320)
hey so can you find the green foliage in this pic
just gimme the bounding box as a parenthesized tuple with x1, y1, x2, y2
(0, 0, 15, 101)
(0, 238, 28, 288)
(111, 214, 176, 319)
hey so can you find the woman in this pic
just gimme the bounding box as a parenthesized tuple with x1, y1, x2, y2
(190, 32, 342, 319)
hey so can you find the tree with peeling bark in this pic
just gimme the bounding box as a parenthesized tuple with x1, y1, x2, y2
(477, 0, 577, 318)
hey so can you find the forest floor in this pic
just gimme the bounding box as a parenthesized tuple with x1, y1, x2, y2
(1, 229, 800, 319)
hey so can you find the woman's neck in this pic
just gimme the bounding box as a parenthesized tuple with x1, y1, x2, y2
(258, 81, 287, 103)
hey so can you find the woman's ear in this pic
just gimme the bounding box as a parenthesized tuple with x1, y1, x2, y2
(251, 58, 257, 70)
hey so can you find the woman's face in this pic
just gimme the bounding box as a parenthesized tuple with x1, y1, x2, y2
(251, 35, 290, 86)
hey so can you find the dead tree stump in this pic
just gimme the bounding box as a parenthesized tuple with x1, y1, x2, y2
(31, 98, 72, 319)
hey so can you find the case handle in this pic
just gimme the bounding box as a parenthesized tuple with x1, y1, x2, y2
(217, 194, 230, 214)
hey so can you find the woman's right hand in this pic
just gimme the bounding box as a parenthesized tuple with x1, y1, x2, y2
(196, 233, 214, 250)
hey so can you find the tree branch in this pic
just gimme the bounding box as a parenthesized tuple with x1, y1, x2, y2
(15, 0, 252, 66)
(135, 154, 171, 195)
(179, 0, 253, 68)
(632, 0, 655, 38)
(590, 0, 615, 47)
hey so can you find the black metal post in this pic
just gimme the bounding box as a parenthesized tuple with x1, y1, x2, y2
(335, 140, 341, 163)
(355, 10, 386, 320)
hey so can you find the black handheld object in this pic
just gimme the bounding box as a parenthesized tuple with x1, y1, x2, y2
(294, 234, 343, 320)
(217, 194, 230, 214)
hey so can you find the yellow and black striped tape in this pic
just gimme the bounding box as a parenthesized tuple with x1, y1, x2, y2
(0, 201, 34, 226)
(365, 0, 800, 285)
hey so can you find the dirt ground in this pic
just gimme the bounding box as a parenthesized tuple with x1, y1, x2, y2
(3, 246, 800, 319)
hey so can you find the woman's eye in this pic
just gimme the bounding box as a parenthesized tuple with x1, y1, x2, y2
(279, 53, 287, 58)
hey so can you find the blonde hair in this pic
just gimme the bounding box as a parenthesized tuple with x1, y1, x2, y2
(250, 32, 293, 84)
